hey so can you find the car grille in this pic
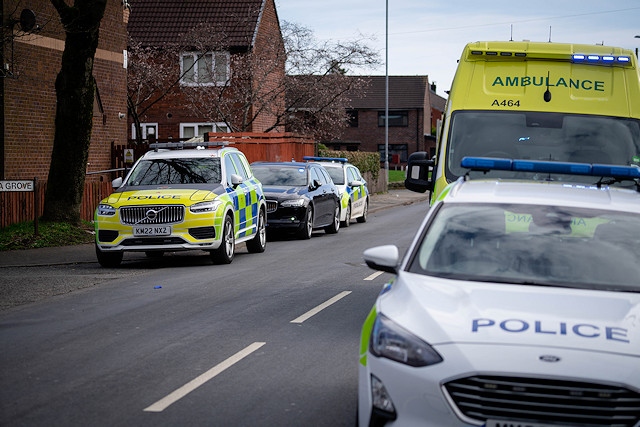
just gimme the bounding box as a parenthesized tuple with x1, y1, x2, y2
(444, 375, 640, 426)
(120, 205, 184, 225)
(266, 200, 278, 213)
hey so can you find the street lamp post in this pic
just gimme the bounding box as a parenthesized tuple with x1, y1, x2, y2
(384, 0, 389, 180)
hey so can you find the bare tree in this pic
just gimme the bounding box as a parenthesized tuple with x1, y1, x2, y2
(129, 19, 380, 142)
(126, 37, 181, 144)
(41, 0, 106, 224)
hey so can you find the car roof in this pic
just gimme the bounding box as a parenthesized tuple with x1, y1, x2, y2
(443, 178, 640, 213)
(140, 147, 235, 160)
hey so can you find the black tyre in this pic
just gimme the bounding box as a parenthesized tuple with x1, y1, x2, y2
(356, 199, 368, 223)
(211, 214, 235, 264)
(296, 207, 313, 240)
(95, 244, 123, 268)
(325, 203, 340, 234)
(246, 209, 266, 253)
(341, 202, 351, 227)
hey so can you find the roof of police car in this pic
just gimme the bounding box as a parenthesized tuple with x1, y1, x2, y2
(443, 178, 640, 213)
(140, 147, 235, 159)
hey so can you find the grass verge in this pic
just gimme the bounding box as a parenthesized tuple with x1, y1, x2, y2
(0, 220, 95, 251)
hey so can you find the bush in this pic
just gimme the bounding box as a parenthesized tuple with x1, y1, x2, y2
(318, 145, 381, 180)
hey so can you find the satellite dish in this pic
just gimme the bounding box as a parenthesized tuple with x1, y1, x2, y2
(19, 9, 36, 32)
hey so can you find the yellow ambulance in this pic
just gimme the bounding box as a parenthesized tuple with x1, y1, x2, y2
(405, 41, 640, 201)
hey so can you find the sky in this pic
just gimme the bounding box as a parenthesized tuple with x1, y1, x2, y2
(274, 0, 640, 97)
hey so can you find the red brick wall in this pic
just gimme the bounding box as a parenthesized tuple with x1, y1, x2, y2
(3, 0, 128, 182)
(339, 108, 425, 155)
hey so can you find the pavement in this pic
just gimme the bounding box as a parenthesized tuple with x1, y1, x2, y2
(0, 188, 430, 268)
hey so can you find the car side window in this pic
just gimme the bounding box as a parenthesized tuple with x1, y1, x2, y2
(310, 167, 323, 185)
(320, 168, 331, 185)
(224, 154, 237, 186)
(230, 153, 250, 180)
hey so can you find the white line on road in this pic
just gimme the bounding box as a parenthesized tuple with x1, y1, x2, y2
(143, 342, 266, 412)
(290, 291, 352, 324)
(364, 271, 384, 281)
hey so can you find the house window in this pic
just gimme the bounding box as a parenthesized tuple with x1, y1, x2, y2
(378, 144, 408, 163)
(131, 123, 158, 139)
(181, 51, 229, 86)
(378, 110, 408, 127)
(180, 123, 229, 138)
(347, 109, 358, 127)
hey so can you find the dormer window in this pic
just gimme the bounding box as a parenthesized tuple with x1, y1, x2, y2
(180, 51, 229, 86)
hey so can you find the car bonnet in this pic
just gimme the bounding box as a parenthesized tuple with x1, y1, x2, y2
(378, 272, 640, 357)
(105, 186, 223, 205)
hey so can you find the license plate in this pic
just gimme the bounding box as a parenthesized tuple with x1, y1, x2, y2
(133, 225, 171, 236)
(486, 420, 563, 427)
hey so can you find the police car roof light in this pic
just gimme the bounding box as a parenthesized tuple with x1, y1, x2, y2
(150, 141, 230, 151)
(461, 156, 640, 182)
(303, 156, 348, 163)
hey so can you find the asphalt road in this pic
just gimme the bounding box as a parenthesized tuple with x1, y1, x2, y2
(0, 196, 430, 426)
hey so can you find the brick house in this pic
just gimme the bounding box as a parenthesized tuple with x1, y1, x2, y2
(322, 75, 447, 163)
(1, 0, 129, 181)
(126, 0, 285, 141)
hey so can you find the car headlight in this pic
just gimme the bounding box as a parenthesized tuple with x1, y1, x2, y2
(370, 314, 443, 367)
(97, 204, 116, 216)
(280, 198, 307, 208)
(190, 200, 223, 213)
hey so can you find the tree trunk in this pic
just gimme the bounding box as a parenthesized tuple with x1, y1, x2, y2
(43, 0, 107, 224)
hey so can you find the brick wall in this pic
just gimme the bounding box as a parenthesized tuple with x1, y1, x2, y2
(339, 109, 425, 156)
(2, 0, 128, 182)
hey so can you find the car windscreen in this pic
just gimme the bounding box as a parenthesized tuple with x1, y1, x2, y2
(407, 203, 640, 292)
(126, 158, 221, 186)
(446, 111, 640, 187)
(323, 166, 344, 185)
(253, 166, 308, 186)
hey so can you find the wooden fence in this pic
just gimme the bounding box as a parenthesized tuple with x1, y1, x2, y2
(1, 180, 113, 229)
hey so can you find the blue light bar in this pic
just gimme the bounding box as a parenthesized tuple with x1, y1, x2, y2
(461, 157, 640, 180)
(572, 54, 632, 65)
(303, 156, 348, 163)
(460, 157, 512, 170)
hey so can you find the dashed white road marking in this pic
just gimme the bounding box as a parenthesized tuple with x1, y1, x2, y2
(143, 342, 266, 412)
(364, 271, 384, 281)
(290, 291, 352, 324)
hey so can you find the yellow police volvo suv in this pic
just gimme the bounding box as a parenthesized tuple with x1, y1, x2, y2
(94, 142, 267, 267)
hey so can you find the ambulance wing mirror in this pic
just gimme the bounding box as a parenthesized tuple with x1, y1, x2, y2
(112, 177, 123, 188)
(404, 151, 434, 194)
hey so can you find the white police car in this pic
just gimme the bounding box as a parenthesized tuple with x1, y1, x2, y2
(358, 158, 640, 427)
(303, 156, 369, 227)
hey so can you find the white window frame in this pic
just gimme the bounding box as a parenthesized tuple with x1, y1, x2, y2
(131, 123, 158, 139)
(180, 51, 230, 86)
(179, 122, 230, 139)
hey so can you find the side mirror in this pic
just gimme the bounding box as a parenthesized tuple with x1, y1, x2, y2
(349, 180, 363, 187)
(112, 177, 123, 188)
(404, 151, 434, 194)
(363, 245, 399, 274)
(310, 179, 321, 190)
(230, 174, 244, 187)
